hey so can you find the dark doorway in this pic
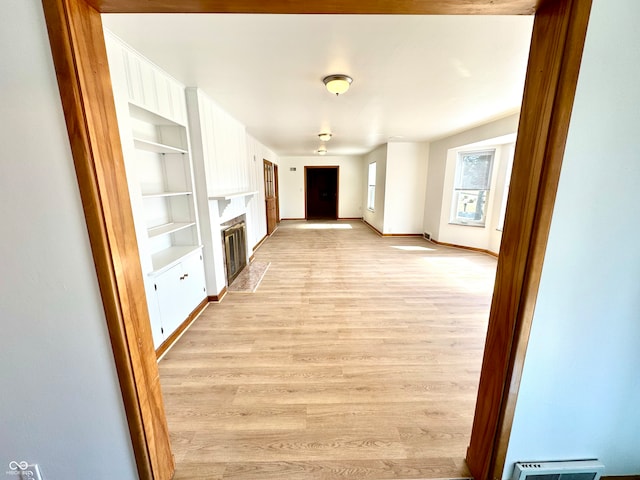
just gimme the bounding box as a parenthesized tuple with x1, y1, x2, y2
(305, 166, 339, 219)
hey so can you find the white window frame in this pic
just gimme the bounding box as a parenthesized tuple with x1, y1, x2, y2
(367, 162, 376, 211)
(450, 149, 495, 227)
(497, 146, 515, 231)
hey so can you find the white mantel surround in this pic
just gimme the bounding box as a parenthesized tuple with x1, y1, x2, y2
(207, 191, 257, 295)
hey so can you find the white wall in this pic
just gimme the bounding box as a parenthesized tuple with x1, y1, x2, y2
(279, 156, 364, 219)
(362, 145, 388, 232)
(383, 142, 429, 234)
(438, 139, 514, 252)
(503, 0, 640, 476)
(246, 133, 279, 249)
(188, 88, 278, 295)
(0, 1, 137, 478)
(488, 143, 515, 254)
(424, 114, 519, 241)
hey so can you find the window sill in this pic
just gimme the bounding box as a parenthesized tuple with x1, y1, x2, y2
(449, 222, 486, 228)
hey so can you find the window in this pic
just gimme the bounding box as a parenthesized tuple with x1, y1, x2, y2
(367, 162, 376, 211)
(451, 149, 495, 226)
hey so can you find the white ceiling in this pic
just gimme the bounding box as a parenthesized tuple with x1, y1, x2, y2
(102, 14, 533, 157)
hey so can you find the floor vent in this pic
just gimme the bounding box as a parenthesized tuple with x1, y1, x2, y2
(423, 232, 432, 241)
(512, 460, 604, 480)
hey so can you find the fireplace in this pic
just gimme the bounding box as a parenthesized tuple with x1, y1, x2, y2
(222, 217, 247, 285)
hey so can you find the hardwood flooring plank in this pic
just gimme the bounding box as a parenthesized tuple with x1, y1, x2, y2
(222, 458, 466, 480)
(184, 430, 407, 462)
(158, 220, 496, 479)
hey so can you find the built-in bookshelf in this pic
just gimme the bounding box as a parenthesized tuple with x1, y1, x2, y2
(129, 103, 201, 275)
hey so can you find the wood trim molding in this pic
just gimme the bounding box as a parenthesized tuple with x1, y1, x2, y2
(253, 234, 268, 252)
(41, 1, 174, 478)
(430, 239, 499, 258)
(280, 217, 306, 221)
(207, 286, 227, 303)
(87, 0, 537, 15)
(466, 1, 593, 479)
(382, 233, 424, 238)
(337, 217, 364, 221)
(362, 220, 383, 236)
(156, 297, 208, 359)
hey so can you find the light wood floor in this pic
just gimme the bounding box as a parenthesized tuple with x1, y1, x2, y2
(158, 220, 497, 480)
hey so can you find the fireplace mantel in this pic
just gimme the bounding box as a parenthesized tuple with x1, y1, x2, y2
(209, 190, 257, 217)
(209, 190, 257, 201)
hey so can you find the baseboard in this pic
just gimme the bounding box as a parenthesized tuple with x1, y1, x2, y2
(429, 238, 499, 258)
(207, 286, 227, 303)
(253, 234, 268, 253)
(155, 297, 208, 359)
(382, 233, 423, 237)
(362, 219, 383, 236)
(280, 217, 305, 220)
(338, 217, 363, 220)
(362, 220, 421, 237)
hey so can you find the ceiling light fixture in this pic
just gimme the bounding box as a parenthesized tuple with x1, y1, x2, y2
(323, 74, 353, 96)
(317, 146, 327, 155)
(318, 132, 332, 142)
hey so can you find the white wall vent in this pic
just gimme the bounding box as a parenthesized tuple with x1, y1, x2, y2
(423, 232, 432, 241)
(512, 460, 604, 480)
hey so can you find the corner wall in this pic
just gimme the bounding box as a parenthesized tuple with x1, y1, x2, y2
(0, 1, 137, 478)
(383, 142, 429, 235)
(362, 145, 387, 232)
(438, 140, 514, 252)
(423, 114, 519, 241)
(503, 0, 640, 475)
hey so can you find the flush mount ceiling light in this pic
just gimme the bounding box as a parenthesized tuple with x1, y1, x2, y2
(317, 146, 327, 155)
(323, 74, 353, 96)
(318, 132, 332, 142)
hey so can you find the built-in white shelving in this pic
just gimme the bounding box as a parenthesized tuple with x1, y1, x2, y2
(142, 191, 192, 199)
(147, 221, 196, 239)
(106, 30, 207, 351)
(133, 137, 188, 154)
(150, 245, 203, 274)
(128, 103, 201, 274)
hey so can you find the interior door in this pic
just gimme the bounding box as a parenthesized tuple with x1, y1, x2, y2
(305, 166, 339, 219)
(264, 159, 277, 235)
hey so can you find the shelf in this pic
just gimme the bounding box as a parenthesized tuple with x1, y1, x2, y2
(147, 221, 195, 238)
(129, 102, 180, 127)
(150, 245, 202, 275)
(209, 190, 258, 200)
(142, 191, 192, 199)
(134, 138, 187, 154)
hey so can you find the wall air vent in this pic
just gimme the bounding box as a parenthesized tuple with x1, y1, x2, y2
(423, 232, 432, 241)
(512, 460, 605, 480)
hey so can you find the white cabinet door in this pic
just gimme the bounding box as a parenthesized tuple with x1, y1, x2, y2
(181, 250, 207, 315)
(154, 263, 184, 340)
(145, 278, 164, 349)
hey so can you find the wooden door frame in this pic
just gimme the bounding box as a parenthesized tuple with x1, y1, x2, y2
(263, 158, 277, 234)
(274, 164, 280, 222)
(41, 1, 591, 479)
(304, 166, 340, 220)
